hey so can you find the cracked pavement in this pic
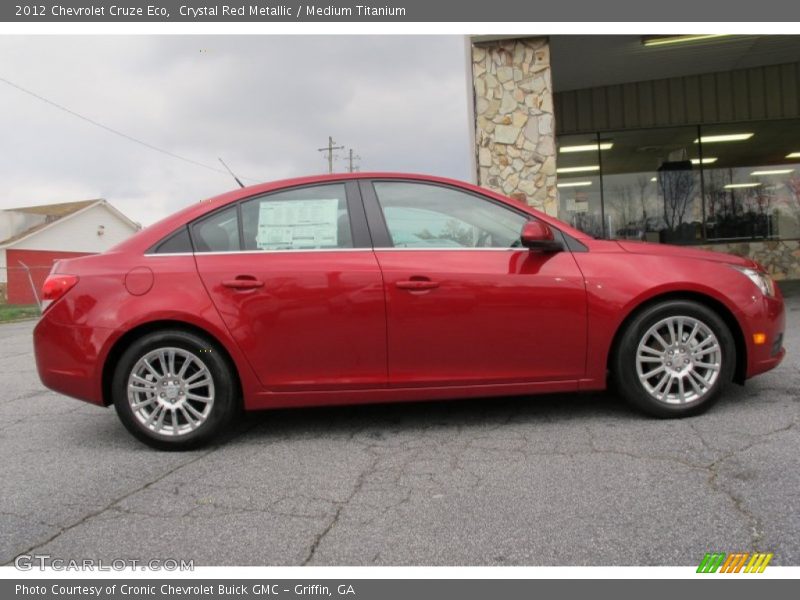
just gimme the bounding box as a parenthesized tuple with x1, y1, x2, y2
(1, 286, 798, 566)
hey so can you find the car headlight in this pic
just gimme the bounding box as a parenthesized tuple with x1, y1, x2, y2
(732, 266, 775, 297)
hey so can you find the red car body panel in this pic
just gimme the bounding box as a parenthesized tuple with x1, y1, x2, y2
(194, 251, 388, 391)
(571, 239, 785, 389)
(374, 248, 587, 386)
(34, 253, 264, 407)
(32, 173, 785, 412)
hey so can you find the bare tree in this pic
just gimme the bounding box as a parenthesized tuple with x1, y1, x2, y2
(636, 175, 650, 223)
(782, 174, 800, 235)
(607, 185, 637, 237)
(658, 167, 695, 230)
(704, 169, 729, 221)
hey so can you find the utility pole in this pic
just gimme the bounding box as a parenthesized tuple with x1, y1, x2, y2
(346, 148, 361, 173)
(317, 136, 344, 174)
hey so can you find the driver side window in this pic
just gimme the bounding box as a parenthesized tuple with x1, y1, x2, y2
(373, 182, 528, 249)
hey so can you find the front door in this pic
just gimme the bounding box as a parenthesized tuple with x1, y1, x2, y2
(365, 180, 587, 387)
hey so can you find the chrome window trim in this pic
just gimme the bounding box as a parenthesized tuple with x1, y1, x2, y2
(144, 248, 370, 257)
(373, 247, 522, 252)
(143, 247, 525, 257)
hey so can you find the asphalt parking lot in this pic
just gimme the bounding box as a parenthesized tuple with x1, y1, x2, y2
(1, 288, 798, 567)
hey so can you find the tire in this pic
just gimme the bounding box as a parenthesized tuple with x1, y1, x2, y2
(612, 300, 736, 418)
(112, 329, 237, 450)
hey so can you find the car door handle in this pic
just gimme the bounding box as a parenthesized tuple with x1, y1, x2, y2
(222, 277, 264, 290)
(396, 279, 440, 291)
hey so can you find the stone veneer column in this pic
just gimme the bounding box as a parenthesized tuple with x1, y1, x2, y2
(471, 38, 558, 215)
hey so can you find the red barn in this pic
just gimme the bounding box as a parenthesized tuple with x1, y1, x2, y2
(0, 199, 140, 305)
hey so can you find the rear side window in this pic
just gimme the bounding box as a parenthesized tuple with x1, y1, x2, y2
(192, 206, 241, 252)
(153, 227, 192, 254)
(240, 184, 352, 251)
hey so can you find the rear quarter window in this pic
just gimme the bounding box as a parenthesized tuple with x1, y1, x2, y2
(151, 226, 192, 254)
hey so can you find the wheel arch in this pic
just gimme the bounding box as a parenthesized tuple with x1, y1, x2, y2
(101, 319, 243, 407)
(606, 291, 747, 385)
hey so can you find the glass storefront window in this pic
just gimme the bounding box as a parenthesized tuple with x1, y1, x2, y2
(555, 134, 603, 238)
(555, 119, 800, 244)
(700, 122, 800, 242)
(600, 127, 702, 244)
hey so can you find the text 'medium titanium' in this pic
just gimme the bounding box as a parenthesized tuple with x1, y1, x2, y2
(15, 584, 357, 596)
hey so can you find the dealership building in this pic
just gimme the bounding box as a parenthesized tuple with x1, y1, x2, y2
(468, 35, 800, 279)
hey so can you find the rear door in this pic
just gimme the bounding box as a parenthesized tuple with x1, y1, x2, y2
(362, 179, 587, 387)
(192, 181, 387, 391)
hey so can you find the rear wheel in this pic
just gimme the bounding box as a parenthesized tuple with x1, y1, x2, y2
(613, 300, 736, 418)
(112, 330, 236, 450)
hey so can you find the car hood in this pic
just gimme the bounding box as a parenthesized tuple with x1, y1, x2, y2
(616, 240, 755, 267)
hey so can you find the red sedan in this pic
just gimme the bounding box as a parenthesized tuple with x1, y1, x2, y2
(33, 173, 785, 449)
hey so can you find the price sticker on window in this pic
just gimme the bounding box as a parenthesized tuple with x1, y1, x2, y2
(256, 198, 340, 249)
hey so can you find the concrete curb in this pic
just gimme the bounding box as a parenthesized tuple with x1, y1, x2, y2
(0, 316, 40, 325)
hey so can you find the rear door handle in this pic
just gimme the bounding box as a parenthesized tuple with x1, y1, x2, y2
(396, 279, 440, 291)
(222, 276, 264, 290)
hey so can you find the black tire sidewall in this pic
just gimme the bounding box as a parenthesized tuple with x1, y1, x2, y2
(112, 330, 236, 450)
(614, 300, 736, 418)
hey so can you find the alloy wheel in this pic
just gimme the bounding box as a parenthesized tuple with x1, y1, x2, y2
(635, 316, 722, 405)
(127, 347, 215, 436)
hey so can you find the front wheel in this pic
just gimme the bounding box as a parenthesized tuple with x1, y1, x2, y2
(112, 330, 237, 450)
(613, 300, 736, 418)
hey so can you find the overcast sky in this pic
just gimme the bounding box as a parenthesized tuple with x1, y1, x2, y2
(0, 36, 471, 225)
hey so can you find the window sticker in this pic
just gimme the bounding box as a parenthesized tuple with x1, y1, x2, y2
(256, 198, 340, 249)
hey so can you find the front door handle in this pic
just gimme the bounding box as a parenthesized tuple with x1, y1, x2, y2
(222, 276, 264, 290)
(396, 279, 440, 291)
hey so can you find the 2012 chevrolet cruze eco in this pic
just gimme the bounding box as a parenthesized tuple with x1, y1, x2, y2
(33, 173, 786, 449)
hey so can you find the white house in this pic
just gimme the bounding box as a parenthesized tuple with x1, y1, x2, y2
(0, 199, 140, 304)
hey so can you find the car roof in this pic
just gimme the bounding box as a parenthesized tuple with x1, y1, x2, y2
(110, 172, 591, 254)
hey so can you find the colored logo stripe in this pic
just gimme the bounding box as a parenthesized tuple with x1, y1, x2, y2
(744, 553, 773, 573)
(697, 553, 726, 573)
(697, 552, 773, 573)
(720, 553, 749, 573)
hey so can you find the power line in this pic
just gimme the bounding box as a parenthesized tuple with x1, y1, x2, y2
(0, 75, 260, 183)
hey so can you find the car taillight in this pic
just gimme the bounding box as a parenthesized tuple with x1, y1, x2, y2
(41, 274, 79, 312)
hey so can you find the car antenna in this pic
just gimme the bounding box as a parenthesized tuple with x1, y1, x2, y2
(218, 157, 245, 188)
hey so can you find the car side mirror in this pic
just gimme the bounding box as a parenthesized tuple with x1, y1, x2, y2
(520, 220, 562, 252)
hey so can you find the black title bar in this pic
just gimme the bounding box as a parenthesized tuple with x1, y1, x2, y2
(3, 0, 800, 22)
(5, 579, 799, 600)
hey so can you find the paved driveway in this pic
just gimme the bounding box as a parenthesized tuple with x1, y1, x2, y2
(1, 288, 798, 566)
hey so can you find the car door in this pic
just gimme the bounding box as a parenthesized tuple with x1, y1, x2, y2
(362, 179, 587, 387)
(192, 181, 387, 391)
